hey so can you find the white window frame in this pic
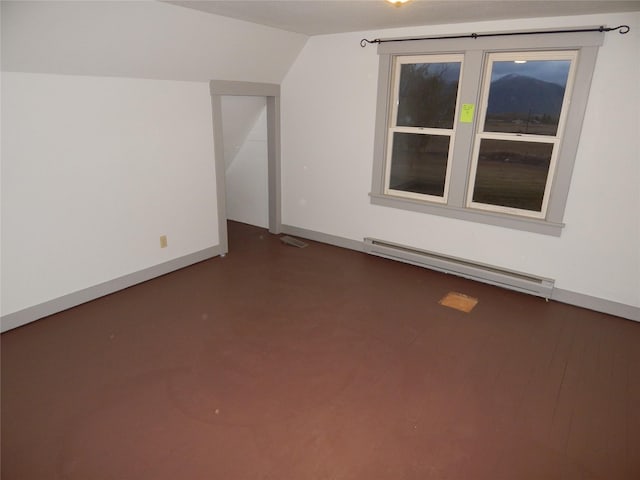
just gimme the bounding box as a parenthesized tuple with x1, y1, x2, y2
(385, 54, 464, 204)
(369, 30, 604, 236)
(467, 50, 579, 219)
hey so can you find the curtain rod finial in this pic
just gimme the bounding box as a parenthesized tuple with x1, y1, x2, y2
(360, 38, 380, 48)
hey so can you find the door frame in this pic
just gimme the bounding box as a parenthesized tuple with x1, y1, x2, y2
(210, 81, 281, 255)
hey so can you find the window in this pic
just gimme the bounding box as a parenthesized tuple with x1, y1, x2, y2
(370, 31, 604, 235)
(386, 55, 462, 203)
(468, 50, 577, 218)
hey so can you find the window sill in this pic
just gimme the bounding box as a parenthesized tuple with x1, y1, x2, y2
(369, 193, 564, 236)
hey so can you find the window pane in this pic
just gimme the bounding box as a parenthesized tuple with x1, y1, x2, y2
(396, 62, 461, 129)
(389, 133, 450, 197)
(484, 60, 571, 136)
(472, 139, 554, 212)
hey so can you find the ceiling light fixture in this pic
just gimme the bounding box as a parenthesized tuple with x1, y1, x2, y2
(386, 0, 413, 7)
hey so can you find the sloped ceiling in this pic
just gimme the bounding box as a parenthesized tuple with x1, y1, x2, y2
(221, 96, 266, 169)
(165, 0, 640, 36)
(1, 1, 307, 83)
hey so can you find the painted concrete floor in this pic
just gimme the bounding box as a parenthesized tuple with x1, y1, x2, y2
(2, 221, 639, 479)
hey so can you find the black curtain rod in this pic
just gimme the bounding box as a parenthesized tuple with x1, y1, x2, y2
(360, 24, 630, 47)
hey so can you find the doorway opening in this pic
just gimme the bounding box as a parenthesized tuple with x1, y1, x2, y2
(221, 95, 268, 229)
(210, 81, 281, 255)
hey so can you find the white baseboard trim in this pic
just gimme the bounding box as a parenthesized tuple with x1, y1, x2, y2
(551, 288, 639, 322)
(1, 245, 221, 333)
(282, 224, 639, 323)
(280, 224, 364, 252)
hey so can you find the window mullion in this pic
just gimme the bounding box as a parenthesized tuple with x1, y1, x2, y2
(447, 49, 484, 208)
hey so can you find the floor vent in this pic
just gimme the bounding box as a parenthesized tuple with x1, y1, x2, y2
(363, 238, 554, 298)
(280, 235, 308, 248)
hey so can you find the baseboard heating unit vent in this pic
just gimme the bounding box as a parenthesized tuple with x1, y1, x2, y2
(363, 238, 554, 298)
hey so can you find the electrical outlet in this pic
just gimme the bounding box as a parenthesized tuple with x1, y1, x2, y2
(160, 235, 168, 248)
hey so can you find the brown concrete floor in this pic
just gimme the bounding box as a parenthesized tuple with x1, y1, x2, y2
(2, 221, 639, 479)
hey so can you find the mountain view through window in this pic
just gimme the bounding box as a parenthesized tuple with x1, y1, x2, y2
(484, 60, 571, 136)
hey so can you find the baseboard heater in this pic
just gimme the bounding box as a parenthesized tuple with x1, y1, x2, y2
(363, 238, 554, 298)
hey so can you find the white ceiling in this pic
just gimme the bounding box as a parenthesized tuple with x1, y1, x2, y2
(165, 0, 640, 36)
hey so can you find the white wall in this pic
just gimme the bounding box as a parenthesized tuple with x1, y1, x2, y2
(0, 1, 307, 325)
(222, 98, 269, 228)
(1, 72, 218, 316)
(281, 12, 640, 310)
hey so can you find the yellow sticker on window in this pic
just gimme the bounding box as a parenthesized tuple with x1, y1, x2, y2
(460, 104, 475, 123)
